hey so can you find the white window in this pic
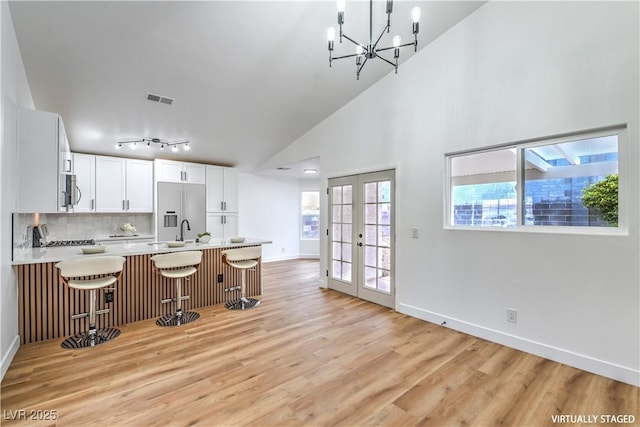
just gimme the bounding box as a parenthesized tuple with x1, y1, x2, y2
(447, 128, 623, 231)
(301, 191, 320, 239)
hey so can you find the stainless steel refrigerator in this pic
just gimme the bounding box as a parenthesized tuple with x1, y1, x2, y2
(157, 182, 206, 242)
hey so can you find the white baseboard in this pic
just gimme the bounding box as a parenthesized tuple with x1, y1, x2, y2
(398, 303, 640, 387)
(1, 335, 20, 382)
(263, 254, 309, 263)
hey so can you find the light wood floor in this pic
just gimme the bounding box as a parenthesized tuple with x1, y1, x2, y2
(1, 259, 637, 426)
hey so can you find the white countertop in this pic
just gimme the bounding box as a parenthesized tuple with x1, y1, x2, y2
(12, 238, 272, 265)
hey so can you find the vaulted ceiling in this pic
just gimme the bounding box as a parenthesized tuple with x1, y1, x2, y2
(9, 1, 484, 177)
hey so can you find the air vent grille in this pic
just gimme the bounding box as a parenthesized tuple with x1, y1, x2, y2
(147, 93, 174, 105)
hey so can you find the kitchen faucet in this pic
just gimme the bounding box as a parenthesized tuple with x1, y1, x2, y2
(179, 219, 191, 241)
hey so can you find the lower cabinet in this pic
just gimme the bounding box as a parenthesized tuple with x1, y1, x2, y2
(206, 213, 238, 239)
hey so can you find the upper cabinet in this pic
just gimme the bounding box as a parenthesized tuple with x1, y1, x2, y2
(73, 153, 96, 212)
(206, 166, 238, 212)
(155, 159, 205, 184)
(75, 154, 153, 213)
(17, 108, 71, 213)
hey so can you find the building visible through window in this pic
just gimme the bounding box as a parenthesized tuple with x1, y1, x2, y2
(448, 130, 621, 230)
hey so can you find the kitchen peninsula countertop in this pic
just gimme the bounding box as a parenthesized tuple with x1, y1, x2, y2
(12, 238, 272, 265)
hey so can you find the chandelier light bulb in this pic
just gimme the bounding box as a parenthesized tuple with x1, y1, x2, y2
(115, 142, 122, 149)
(131, 141, 137, 150)
(392, 35, 401, 47)
(336, 0, 346, 13)
(356, 45, 365, 55)
(183, 143, 190, 151)
(327, 27, 336, 42)
(410, 6, 421, 23)
(146, 141, 151, 148)
(160, 144, 165, 150)
(171, 145, 178, 153)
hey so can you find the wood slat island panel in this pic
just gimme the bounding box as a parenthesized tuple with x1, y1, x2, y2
(16, 247, 261, 344)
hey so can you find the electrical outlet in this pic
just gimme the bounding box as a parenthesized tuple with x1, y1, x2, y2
(411, 228, 419, 238)
(507, 308, 517, 324)
(104, 291, 114, 304)
(217, 274, 224, 283)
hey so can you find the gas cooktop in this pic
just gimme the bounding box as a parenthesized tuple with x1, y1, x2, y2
(45, 239, 96, 247)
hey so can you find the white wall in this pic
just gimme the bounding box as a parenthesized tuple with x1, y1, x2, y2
(260, 2, 639, 385)
(238, 173, 301, 262)
(1, 2, 35, 380)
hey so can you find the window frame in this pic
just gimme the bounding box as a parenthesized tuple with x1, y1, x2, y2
(444, 126, 627, 236)
(300, 190, 320, 240)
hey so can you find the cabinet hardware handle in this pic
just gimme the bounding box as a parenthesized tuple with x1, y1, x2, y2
(224, 201, 227, 210)
(122, 200, 125, 210)
(127, 200, 130, 210)
(221, 201, 224, 211)
(220, 216, 224, 224)
(91, 199, 95, 210)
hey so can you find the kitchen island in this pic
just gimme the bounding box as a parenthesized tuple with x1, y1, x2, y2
(13, 238, 271, 344)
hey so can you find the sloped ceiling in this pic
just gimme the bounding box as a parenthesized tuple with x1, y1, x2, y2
(9, 1, 484, 177)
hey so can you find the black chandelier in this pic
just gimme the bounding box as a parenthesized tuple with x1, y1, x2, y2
(115, 137, 190, 153)
(327, 0, 421, 80)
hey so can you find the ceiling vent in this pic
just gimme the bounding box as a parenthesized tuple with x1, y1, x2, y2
(147, 93, 174, 105)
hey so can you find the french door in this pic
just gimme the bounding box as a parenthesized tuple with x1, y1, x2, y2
(328, 170, 395, 308)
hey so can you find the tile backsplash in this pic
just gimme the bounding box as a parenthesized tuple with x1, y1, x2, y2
(13, 212, 154, 248)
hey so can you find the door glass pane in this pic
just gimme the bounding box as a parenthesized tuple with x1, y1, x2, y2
(343, 185, 352, 204)
(365, 225, 377, 245)
(378, 181, 391, 202)
(379, 247, 391, 270)
(364, 267, 377, 289)
(378, 225, 390, 247)
(378, 270, 391, 292)
(332, 260, 341, 278)
(378, 203, 391, 225)
(365, 246, 376, 267)
(365, 183, 377, 203)
(342, 224, 352, 243)
(342, 243, 352, 262)
(342, 262, 352, 281)
(343, 205, 352, 223)
(332, 242, 341, 260)
(332, 224, 341, 241)
(333, 187, 342, 204)
(332, 205, 342, 223)
(365, 204, 377, 224)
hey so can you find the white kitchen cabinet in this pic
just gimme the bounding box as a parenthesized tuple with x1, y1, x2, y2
(73, 153, 96, 212)
(155, 159, 205, 184)
(206, 213, 239, 240)
(94, 156, 153, 212)
(125, 159, 153, 212)
(206, 166, 238, 212)
(95, 156, 126, 212)
(17, 108, 72, 212)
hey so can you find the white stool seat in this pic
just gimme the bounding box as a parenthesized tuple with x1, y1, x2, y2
(159, 266, 197, 279)
(151, 251, 203, 327)
(222, 246, 261, 310)
(55, 255, 126, 349)
(68, 276, 117, 290)
(225, 259, 258, 270)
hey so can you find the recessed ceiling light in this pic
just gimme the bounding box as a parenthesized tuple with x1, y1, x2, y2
(304, 169, 318, 174)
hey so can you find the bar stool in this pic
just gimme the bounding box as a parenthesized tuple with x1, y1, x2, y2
(55, 256, 126, 349)
(151, 250, 203, 326)
(222, 246, 262, 310)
